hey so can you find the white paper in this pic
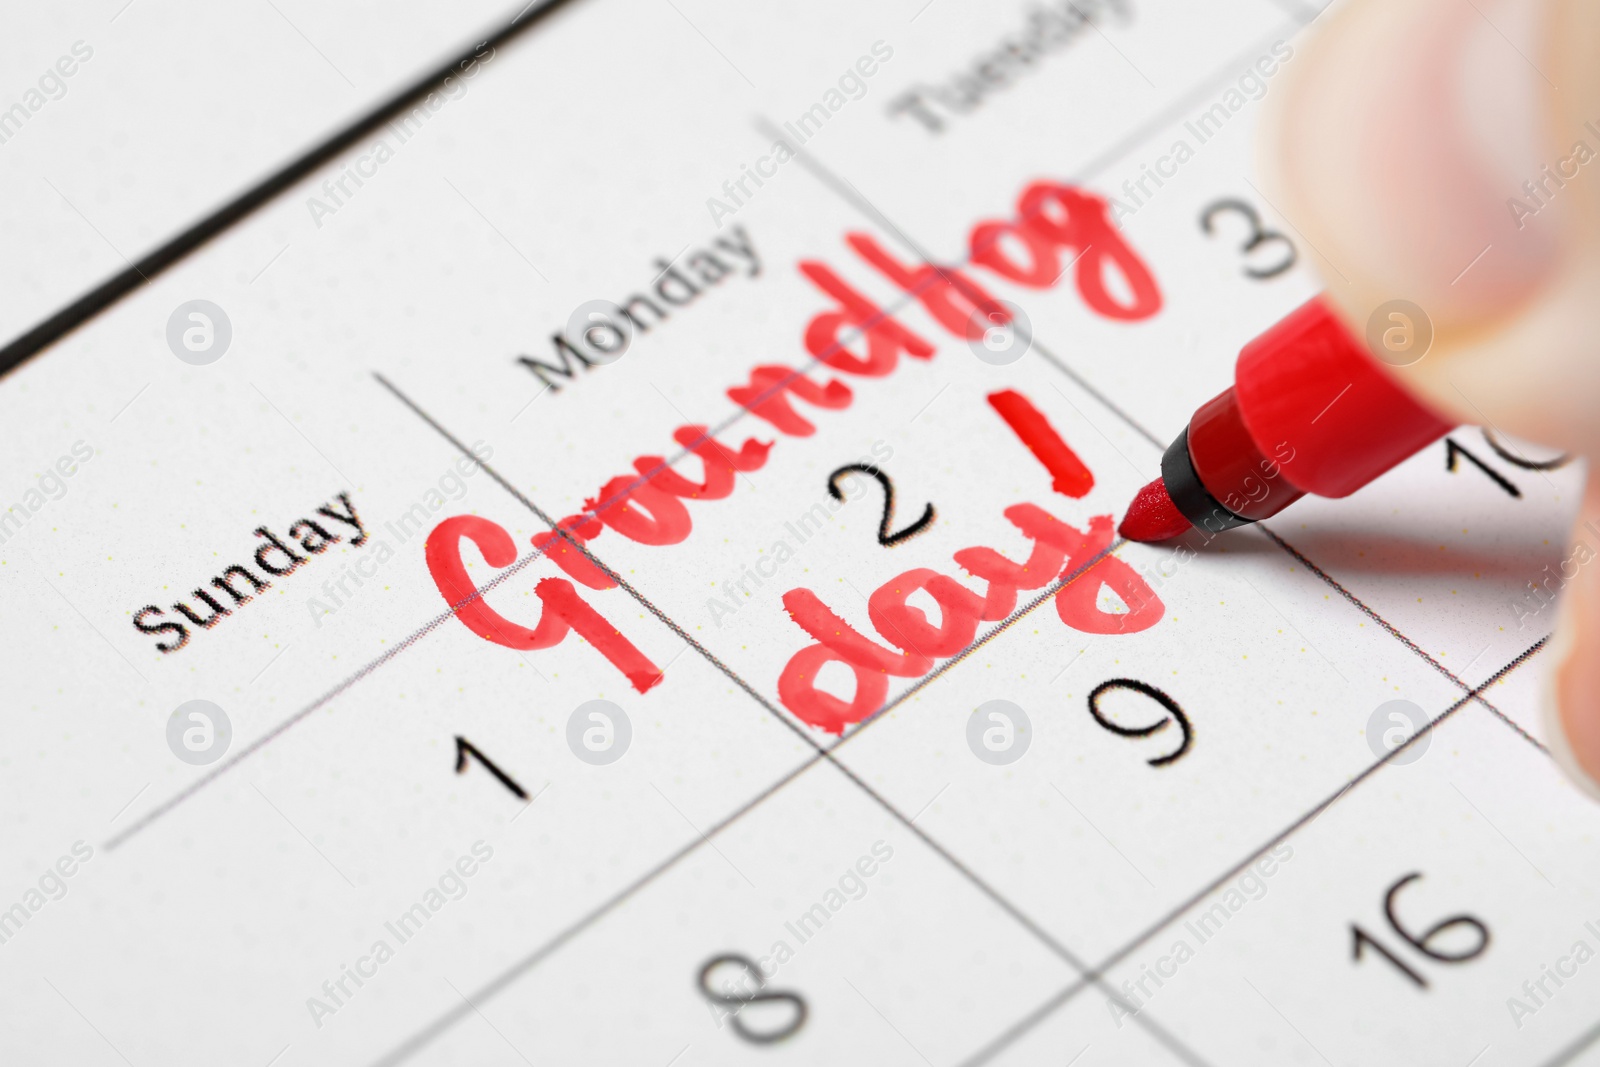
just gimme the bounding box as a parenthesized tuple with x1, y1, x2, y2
(1, 1, 1592, 1064)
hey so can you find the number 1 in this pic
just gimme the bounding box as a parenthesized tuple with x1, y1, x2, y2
(454, 736, 529, 800)
(1352, 924, 1428, 988)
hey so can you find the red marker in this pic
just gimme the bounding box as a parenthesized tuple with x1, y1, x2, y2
(1118, 296, 1452, 543)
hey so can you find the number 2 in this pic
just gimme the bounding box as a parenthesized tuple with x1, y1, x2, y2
(827, 464, 935, 547)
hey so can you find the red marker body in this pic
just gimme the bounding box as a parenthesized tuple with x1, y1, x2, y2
(1119, 295, 1453, 542)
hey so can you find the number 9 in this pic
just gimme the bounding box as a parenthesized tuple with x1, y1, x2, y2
(1087, 679, 1193, 766)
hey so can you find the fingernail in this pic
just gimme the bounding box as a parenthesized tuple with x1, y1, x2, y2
(1542, 519, 1600, 800)
(1269, 0, 1562, 325)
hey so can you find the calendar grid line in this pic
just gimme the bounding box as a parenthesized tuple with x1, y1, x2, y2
(1539, 1010, 1600, 1066)
(103, 530, 560, 851)
(461, 21, 1308, 547)
(368, 747, 832, 1067)
(96, 4, 1333, 860)
(755, 19, 1295, 453)
(837, 189, 1568, 1054)
(362, 544, 1147, 1067)
(956, 635, 1551, 1066)
(372, 376, 829, 756)
(101, 8, 1310, 855)
(764, 17, 1306, 270)
(374, 373, 1217, 1067)
(1258, 526, 1547, 752)
(767, 43, 1545, 766)
(56, 0, 1331, 870)
(828, 544, 1126, 744)
(101, 13, 1337, 850)
(9, 1, 1584, 1063)
(102, 248, 1135, 850)
(102, 223, 1024, 846)
(99, 19, 1546, 1055)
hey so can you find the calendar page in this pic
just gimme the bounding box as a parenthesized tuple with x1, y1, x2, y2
(2, 1, 1595, 1065)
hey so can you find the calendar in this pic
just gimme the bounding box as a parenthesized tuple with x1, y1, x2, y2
(1, 0, 1595, 1064)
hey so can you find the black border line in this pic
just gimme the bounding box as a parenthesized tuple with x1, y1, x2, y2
(102, 14, 1324, 848)
(48, 4, 1569, 1059)
(0, 0, 584, 377)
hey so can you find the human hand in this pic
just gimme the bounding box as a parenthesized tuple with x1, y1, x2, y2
(1264, 0, 1600, 793)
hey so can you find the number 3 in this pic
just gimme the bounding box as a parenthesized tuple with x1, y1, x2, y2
(1201, 199, 1297, 280)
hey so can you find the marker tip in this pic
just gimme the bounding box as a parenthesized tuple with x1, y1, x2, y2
(1119, 478, 1192, 543)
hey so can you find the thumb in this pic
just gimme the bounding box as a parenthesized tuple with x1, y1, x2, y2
(1262, 0, 1600, 792)
(1548, 492, 1600, 801)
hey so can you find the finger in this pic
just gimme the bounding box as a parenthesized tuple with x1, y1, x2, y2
(1264, 0, 1600, 797)
(1545, 488, 1600, 801)
(1262, 0, 1600, 457)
